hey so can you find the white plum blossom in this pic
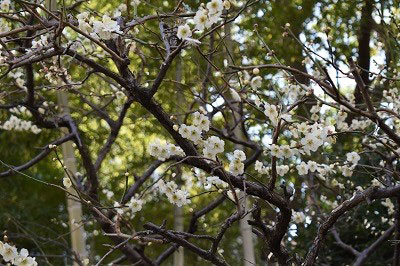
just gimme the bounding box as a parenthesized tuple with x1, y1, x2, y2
(250, 76, 263, 89)
(382, 198, 395, 215)
(171, 190, 190, 207)
(77, 13, 92, 33)
(192, 112, 210, 132)
(0, 243, 37, 266)
(156, 180, 190, 207)
(114, 201, 124, 215)
(148, 139, 169, 160)
(205, 175, 228, 189)
(233, 150, 246, 161)
(342, 165, 354, 177)
(168, 144, 185, 157)
(308, 161, 318, 172)
(301, 132, 323, 153)
(3, 0, 400, 262)
(91, 15, 122, 40)
(208, 12, 221, 27)
(296, 161, 309, 176)
(178, 122, 204, 143)
(346, 152, 360, 165)
(204, 182, 212, 190)
(14, 248, 38, 266)
(0, 242, 18, 262)
(203, 136, 225, 160)
(63, 177, 72, 189)
(31, 35, 48, 49)
(148, 139, 185, 161)
(194, 9, 209, 31)
(177, 24, 192, 40)
(331, 178, 345, 189)
(103, 189, 114, 200)
(229, 158, 245, 176)
(30, 125, 41, 134)
(128, 198, 143, 213)
(178, 124, 190, 139)
(77, 12, 89, 21)
(1, 115, 42, 134)
(229, 149, 246, 176)
(270, 144, 283, 158)
(280, 145, 292, 158)
(264, 104, 279, 126)
(277, 165, 289, 176)
(101, 15, 121, 33)
(371, 178, 384, 187)
(297, 122, 308, 133)
(255, 160, 268, 174)
(167, 188, 190, 207)
(293, 211, 306, 224)
(187, 125, 202, 142)
(207, 0, 223, 15)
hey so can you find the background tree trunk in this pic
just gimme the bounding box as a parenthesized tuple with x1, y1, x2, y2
(224, 23, 256, 266)
(173, 55, 184, 266)
(45, 1, 87, 263)
(355, 0, 374, 106)
(57, 90, 88, 265)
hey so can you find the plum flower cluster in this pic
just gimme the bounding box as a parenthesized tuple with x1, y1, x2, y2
(255, 160, 269, 174)
(194, 169, 227, 190)
(202, 136, 225, 160)
(148, 139, 185, 161)
(264, 104, 280, 126)
(339, 152, 361, 177)
(1, 115, 41, 134)
(255, 161, 289, 176)
(299, 124, 335, 154)
(296, 161, 319, 176)
(77, 13, 122, 40)
(267, 123, 335, 159)
(157, 180, 190, 207)
(31, 35, 48, 50)
(0, 241, 37, 266)
(278, 83, 306, 103)
(251, 116, 363, 182)
(177, 0, 231, 41)
(8, 71, 26, 90)
(204, 175, 228, 190)
(178, 111, 210, 143)
(175, 111, 226, 160)
(229, 150, 246, 176)
(113, 197, 144, 218)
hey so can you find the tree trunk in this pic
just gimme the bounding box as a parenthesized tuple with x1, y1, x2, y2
(44, 1, 87, 264)
(224, 23, 256, 266)
(173, 55, 185, 266)
(57, 91, 88, 265)
(354, 0, 374, 107)
(45, 2, 88, 262)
